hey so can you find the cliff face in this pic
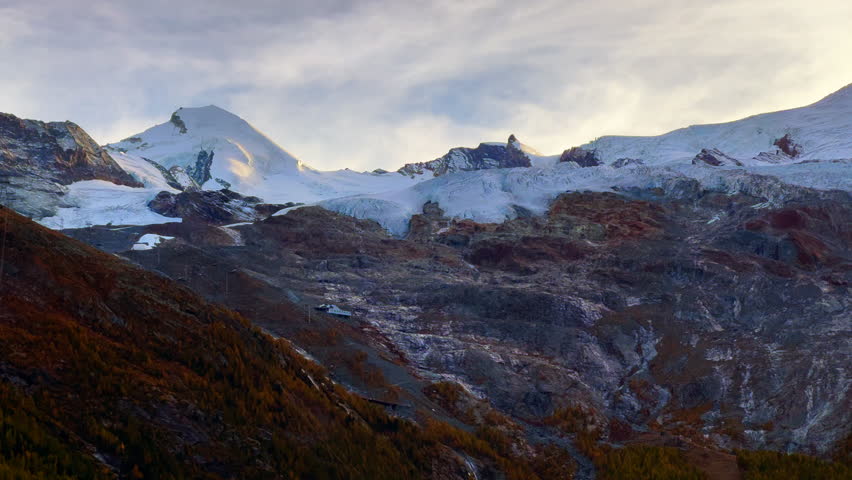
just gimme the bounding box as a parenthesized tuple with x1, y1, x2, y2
(390, 188, 851, 456)
(0, 113, 142, 218)
(0, 113, 140, 186)
(398, 135, 533, 177)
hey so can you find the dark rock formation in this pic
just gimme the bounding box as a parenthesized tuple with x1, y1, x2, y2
(692, 148, 744, 167)
(773, 133, 803, 157)
(142, 158, 192, 191)
(169, 111, 188, 134)
(506, 134, 534, 166)
(187, 149, 214, 186)
(147, 189, 293, 224)
(0, 112, 141, 187)
(559, 147, 602, 167)
(0, 112, 142, 218)
(397, 135, 532, 177)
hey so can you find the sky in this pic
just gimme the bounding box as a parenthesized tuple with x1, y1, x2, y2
(1, 0, 851, 171)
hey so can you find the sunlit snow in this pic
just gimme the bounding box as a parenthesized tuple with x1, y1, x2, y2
(131, 233, 175, 251)
(36, 87, 852, 232)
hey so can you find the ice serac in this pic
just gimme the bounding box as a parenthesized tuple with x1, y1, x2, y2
(0, 112, 142, 217)
(398, 134, 534, 177)
(584, 83, 852, 165)
(108, 105, 305, 192)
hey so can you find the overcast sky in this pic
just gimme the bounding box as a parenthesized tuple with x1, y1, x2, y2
(1, 0, 850, 170)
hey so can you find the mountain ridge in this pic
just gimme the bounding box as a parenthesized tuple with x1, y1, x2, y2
(581, 83, 852, 166)
(1, 82, 851, 233)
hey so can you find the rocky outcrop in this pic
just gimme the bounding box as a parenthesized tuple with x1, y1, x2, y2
(143, 150, 213, 190)
(0, 173, 65, 218)
(506, 134, 534, 166)
(397, 135, 532, 177)
(692, 148, 744, 167)
(0, 112, 142, 218)
(0, 113, 141, 187)
(147, 189, 294, 224)
(140, 158, 194, 191)
(559, 147, 601, 167)
(773, 133, 803, 158)
(187, 149, 214, 186)
(169, 111, 188, 134)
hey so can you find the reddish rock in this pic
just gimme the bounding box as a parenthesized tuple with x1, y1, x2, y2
(773, 133, 803, 157)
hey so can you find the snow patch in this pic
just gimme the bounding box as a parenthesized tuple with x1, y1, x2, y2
(131, 234, 174, 251)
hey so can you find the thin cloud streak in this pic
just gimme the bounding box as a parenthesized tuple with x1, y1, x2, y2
(0, 0, 850, 170)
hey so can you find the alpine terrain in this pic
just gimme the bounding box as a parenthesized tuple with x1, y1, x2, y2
(1, 84, 851, 479)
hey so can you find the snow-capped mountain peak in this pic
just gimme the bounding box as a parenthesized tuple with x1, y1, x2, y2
(41, 104, 423, 229)
(108, 105, 306, 191)
(165, 105, 291, 145)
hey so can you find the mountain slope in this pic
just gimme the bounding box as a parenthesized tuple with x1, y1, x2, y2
(106, 106, 421, 205)
(0, 205, 580, 479)
(319, 159, 852, 236)
(93, 183, 851, 464)
(3, 105, 424, 230)
(108, 105, 305, 189)
(0, 113, 142, 219)
(0, 113, 140, 187)
(308, 83, 852, 235)
(583, 83, 852, 165)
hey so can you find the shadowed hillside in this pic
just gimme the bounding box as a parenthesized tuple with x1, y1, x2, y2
(0, 205, 578, 479)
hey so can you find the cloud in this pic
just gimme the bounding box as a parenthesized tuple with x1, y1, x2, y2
(1, 0, 850, 171)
